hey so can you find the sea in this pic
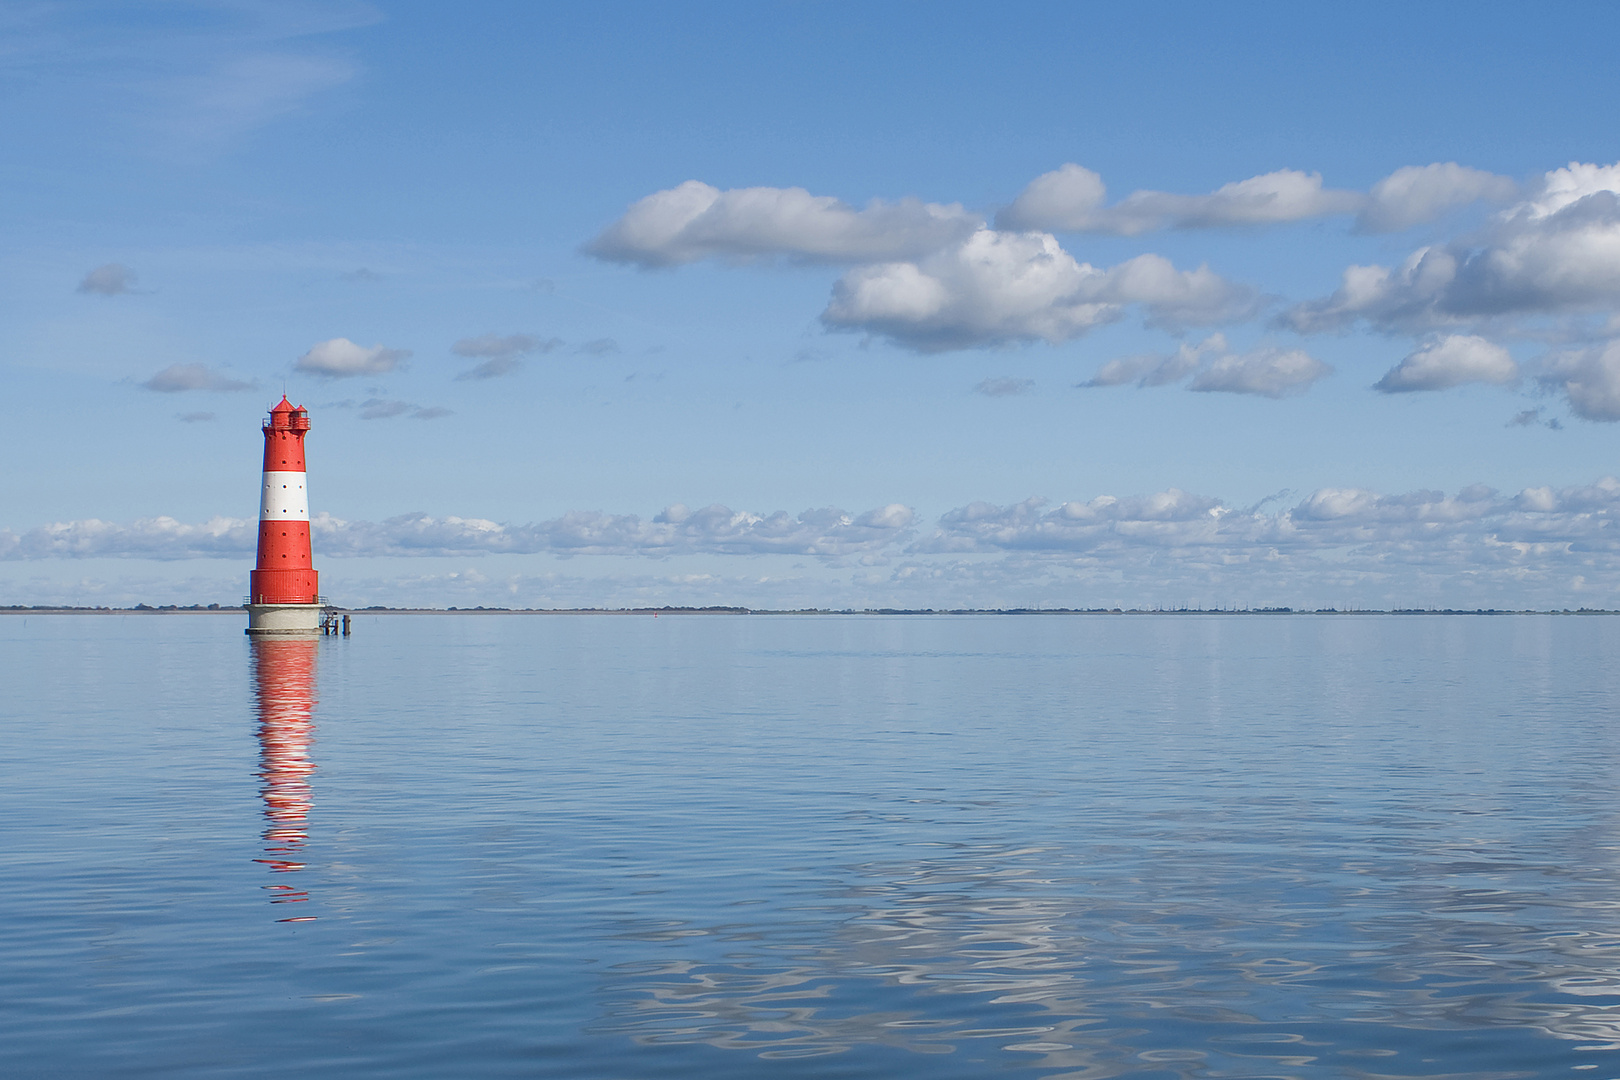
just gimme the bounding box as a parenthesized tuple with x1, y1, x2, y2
(5, 611, 1620, 1079)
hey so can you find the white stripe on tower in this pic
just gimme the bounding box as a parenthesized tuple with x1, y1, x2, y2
(260, 472, 310, 520)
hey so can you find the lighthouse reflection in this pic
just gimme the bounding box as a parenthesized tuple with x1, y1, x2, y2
(249, 637, 319, 921)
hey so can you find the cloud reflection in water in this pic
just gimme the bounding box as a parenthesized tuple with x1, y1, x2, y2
(592, 798, 1620, 1076)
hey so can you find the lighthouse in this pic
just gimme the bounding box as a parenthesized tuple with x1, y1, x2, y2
(246, 397, 325, 636)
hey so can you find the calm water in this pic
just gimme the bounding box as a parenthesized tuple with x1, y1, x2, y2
(6, 613, 1620, 1078)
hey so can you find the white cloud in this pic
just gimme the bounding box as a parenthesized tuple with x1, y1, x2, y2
(1522, 161, 1620, 218)
(1187, 347, 1330, 397)
(1083, 335, 1226, 388)
(17, 481, 1620, 609)
(0, 516, 255, 561)
(1107, 253, 1259, 330)
(821, 229, 1254, 351)
(1000, 161, 1514, 236)
(1285, 160, 1620, 333)
(995, 163, 1107, 232)
(905, 480, 1620, 605)
(915, 490, 1230, 554)
(141, 363, 255, 393)
(77, 263, 136, 295)
(295, 337, 410, 378)
(0, 504, 917, 563)
(1374, 334, 1519, 392)
(1538, 340, 1620, 421)
(1082, 334, 1330, 397)
(1105, 169, 1363, 233)
(998, 165, 1361, 234)
(584, 180, 981, 266)
(1358, 163, 1518, 233)
(822, 230, 1112, 350)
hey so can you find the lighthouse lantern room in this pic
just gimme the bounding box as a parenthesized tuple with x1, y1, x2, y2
(246, 397, 325, 636)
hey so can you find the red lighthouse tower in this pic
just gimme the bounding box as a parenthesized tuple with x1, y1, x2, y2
(246, 398, 324, 635)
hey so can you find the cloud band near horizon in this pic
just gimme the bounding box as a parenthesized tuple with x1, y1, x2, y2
(8, 479, 1620, 567)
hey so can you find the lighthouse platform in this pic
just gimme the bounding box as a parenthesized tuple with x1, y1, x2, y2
(246, 600, 329, 636)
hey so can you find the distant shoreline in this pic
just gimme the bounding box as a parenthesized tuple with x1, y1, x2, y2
(4, 605, 1618, 617)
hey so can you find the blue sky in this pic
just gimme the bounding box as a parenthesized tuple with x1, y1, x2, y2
(7, 0, 1620, 609)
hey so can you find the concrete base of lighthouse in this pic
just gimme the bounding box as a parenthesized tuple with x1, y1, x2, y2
(246, 603, 324, 637)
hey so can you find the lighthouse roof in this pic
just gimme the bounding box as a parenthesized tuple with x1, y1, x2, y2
(265, 396, 312, 431)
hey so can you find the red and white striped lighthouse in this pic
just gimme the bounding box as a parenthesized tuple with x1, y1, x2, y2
(246, 397, 324, 635)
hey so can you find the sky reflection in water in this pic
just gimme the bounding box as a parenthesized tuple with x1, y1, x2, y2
(4, 613, 1620, 1078)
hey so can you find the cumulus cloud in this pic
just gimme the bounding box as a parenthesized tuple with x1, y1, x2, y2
(999, 162, 1515, 236)
(0, 516, 255, 561)
(908, 480, 1620, 594)
(0, 504, 917, 562)
(582, 166, 1527, 358)
(1188, 347, 1330, 397)
(27, 482, 1610, 566)
(1357, 163, 1519, 233)
(821, 230, 1254, 351)
(1101, 169, 1363, 234)
(1374, 334, 1519, 392)
(1083, 335, 1226, 388)
(584, 180, 981, 266)
(295, 337, 410, 378)
(78, 263, 137, 295)
(19, 482, 1620, 608)
(578, 338, 620, 356)
(999, 166, 1362, 234)
(995, 163, 1108, 232)
(915, 490, 1229, 554)
(974, 377, 1034, 397)
(1538, 340, 1620, 421)
(1082, 334, 1330, 397)
(141, 363, 255, 393)
(451, 333, 560, 380)
(1284, 161, 1620, 334)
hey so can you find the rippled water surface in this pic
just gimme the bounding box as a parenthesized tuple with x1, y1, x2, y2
(7, 612, 1620, 1078)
